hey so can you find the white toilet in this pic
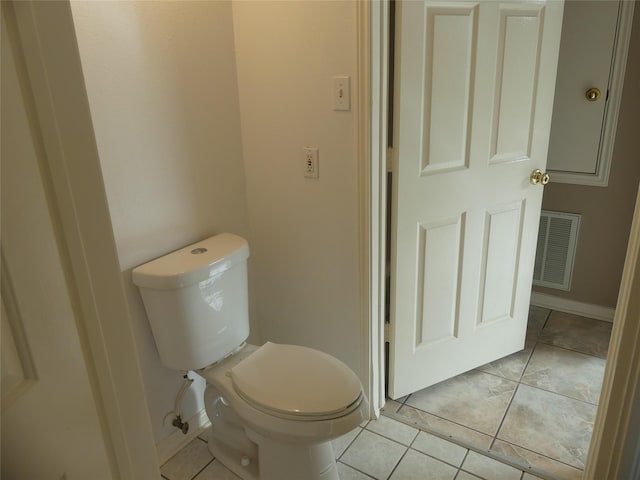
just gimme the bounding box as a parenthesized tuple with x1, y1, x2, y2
(132, 233, 368, 480)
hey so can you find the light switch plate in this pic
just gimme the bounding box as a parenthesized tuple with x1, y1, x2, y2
(333, 76, 350, 111)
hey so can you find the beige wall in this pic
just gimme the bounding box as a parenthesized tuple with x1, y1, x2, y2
(71, 0, 363, 446)
(71, 1, 252, 442)
(232, 1, 362, 375)
(535, 6, 640, 308)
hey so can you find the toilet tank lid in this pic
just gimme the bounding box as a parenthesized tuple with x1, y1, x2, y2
(132, 233, 249, 290)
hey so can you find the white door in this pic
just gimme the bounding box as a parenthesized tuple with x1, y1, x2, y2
(1, 9, 114, 479)
(389, 0, 564, 398)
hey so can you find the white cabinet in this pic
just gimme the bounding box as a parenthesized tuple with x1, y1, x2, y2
(547, 1, 635, 187)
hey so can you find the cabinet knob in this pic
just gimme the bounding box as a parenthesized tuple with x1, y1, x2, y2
(585, 87, 601, 101)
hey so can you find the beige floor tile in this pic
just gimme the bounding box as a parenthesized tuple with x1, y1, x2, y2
(340, 430, 406, 480)
(538, 311, 612, 358)
(522, 343, 605, 404)
(381, 399, 403, 414)
(461, 451, 522, 480)
(337, 462, 375, 480)
(193, 459, 240, 480)
(527, 306, 551, 340)
(389, 449, 457, 480)
(392, 406, 493, 449)
(366, 415, 419, 446)
(455, 472, 483, 480)
(491, 440, 583, 480)
(161, 438, 213, 480)
(332, 426, 362, 458)
(411, 431, 467, 467)
(498, 384, 596, 469)
(476, 339, 535, 381)
(405, 370, 517, 435)
(197, 426, 211, 443)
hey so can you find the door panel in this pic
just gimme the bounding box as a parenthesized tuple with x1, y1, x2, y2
(415, 216, 464, 347)
(389, 0, 563, 399)
(421, 4, 477, 173)
(490, 5, 544, 163)
(478, 200, 524, 325)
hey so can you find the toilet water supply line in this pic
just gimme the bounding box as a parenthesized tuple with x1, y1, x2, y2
(171, 373, 194, 434)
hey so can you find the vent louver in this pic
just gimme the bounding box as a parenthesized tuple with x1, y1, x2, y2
(533, 211, 581, 291)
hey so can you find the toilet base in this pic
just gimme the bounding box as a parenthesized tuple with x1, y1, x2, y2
(246, 429, 338, 480)
(204, 384, 341, 480)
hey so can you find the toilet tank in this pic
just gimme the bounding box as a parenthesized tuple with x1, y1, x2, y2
(132, 233, 250, 371)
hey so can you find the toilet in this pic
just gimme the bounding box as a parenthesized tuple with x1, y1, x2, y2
(132, 233, 368, 480)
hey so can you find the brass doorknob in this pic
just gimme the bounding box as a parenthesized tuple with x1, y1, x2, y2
(585, 87, 601, 101)
(530, 169, 550, 185)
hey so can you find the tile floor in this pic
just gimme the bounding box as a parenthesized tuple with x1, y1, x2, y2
(160, 307, 611, 480)
(161, 415, 548, 480)
(385, 307, 612, 480)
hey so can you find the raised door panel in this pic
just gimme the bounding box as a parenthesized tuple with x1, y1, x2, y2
(421, 4, 478, 174)
(490, 5, 544, 164)
(415, 216, 464, 347)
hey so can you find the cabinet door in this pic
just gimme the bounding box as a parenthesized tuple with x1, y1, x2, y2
(546, 1, 624, 185)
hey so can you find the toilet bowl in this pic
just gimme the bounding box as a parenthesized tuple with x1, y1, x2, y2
(199, 343, 367, 480)
(132, 233, 368, 480)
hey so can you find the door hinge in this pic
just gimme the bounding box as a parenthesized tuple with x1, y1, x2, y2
(384, 322, 390, 342)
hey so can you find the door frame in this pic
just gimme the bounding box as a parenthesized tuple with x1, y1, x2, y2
(6, 1, 159, 478)
(360, 0, 640, 477)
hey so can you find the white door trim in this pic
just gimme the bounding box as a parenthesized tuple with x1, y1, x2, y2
(586, 189, 640, 479)
(8, 2, 159, 478)
(364, 1, 640, 477)
(358, 0, 389, 418)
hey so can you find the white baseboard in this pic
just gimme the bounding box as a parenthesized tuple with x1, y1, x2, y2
(156, 408, 211, 465)
(530, 292, 616, 322)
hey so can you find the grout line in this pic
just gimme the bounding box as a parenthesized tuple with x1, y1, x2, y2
(336, 425, 365, 461)
(493, 435, 587, 474)
(383, 408, 540, 477)
(407, 445, 470, 471)
(361, 426, 413, 449)
(384, 444, 410, 480)
(518, 379, 602, 406)
(535, 338, 609, 360)
(473, 367, 524, 384)
(520, 337, 603, 405)
(393, 403, 492, 443)
(189, 458, 214, 480)
(458, 449, 471, 474)
(490, 382, 520, 450)
(337, 460, 377, 479)
(518, 340, 540, 385)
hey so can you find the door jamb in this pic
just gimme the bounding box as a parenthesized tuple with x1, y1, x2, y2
(359, 0, 389, 417)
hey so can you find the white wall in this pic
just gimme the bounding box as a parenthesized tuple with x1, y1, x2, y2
(232, 1, 362, 376)
(71, 1, 253, 443)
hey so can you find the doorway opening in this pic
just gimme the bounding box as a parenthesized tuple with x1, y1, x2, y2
(378, 1, 638, 479)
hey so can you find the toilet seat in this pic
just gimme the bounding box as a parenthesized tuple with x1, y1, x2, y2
(230, 342, 363, 421)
